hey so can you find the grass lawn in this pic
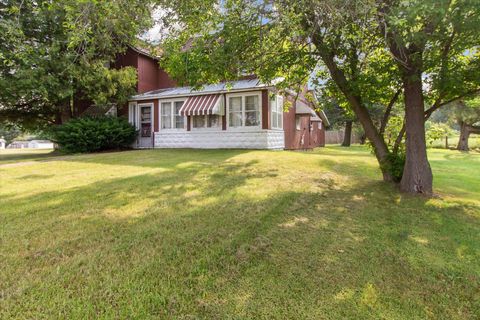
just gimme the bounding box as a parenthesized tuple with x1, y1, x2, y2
(430, 134, 480, 151)
(0, 149, 59, 165)
(1, 146, 479, 319)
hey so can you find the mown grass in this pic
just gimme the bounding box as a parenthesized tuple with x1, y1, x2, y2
(0, 149, 59, 165)
(1, 146, 479, 319)
(430, 134, 480, 151)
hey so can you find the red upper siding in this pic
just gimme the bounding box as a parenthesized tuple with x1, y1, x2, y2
(115, 47, 177, 94)
(282, 88, 325, 150)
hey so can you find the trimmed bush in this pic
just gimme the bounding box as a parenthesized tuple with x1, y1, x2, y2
(52, 116, 137, 153)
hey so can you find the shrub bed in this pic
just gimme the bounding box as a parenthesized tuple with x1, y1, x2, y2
(52, 116, 136, 153)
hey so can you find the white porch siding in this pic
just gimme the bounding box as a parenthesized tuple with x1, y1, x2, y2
(154, 130, 284, 149)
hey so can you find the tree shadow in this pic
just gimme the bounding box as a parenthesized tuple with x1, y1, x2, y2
(2, 158, 479, 318)
(0, 149, 60, 164)
(17, 174, 55, 180)
(59, 148, 255, 169)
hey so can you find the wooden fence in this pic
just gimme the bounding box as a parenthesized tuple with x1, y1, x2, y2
(325, 130, 361, 145)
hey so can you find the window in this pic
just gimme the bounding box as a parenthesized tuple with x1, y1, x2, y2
(245, 95, 260, 126)
(270, 94, 283, 129)
(161, 100, 185, 129)
(193, 115, 221, 129)
(295, 115, 301, 130)
(128, 103, 137, 128)
(174, 101, 184, 129)
(193, 115, 205, 128)
(229, 97, 243, 127)
(161, 102, 172, 129)
(228, 94, 261, 128)
(207, 115, 221, 127)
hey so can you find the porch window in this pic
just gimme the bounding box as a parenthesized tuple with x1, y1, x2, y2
(128, 103, 137, 128)
(174, 101, 184, 128)
(270, 94, 283, 129)
(229, 97, 243, 127)
(161, 102, 172, 129)
(193, 115, 221, 129)
(228, 94, 261, 128)
(245, 95, 260, 126)
(193, 115, 205, 128)
(161, 101, 185, 129)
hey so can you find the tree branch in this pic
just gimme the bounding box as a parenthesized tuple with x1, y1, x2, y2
(379, 87, 402, 135)
(468, 125, 480, 134)
(392, 119, 406, 155)
(424, 89, 480, 120)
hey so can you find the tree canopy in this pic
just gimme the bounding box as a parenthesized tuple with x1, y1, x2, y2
(156, 0, 480, 194)
(0, 0, 153, 130)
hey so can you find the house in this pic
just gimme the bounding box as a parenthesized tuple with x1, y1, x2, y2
(6, 140, 29, 149)
(0, 138, 5, 149)
(93, 46, 329, 150)
(28, 140, 54, 149)
(6, 140, 54, 149)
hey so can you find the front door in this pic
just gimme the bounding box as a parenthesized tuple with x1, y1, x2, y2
(138, 104, 153, 148)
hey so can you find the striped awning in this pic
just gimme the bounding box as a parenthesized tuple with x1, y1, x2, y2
(179, 94, 224, 116)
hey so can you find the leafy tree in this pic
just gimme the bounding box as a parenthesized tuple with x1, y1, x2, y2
(0, 122, 21, 144)
(455, 99, 480, 151)
(425, 122, 452, 147)
(437, 98, 480, 151)
(0, 0, 153, 130)
(155, 0, 480, 195)
(318, 98, 356, 147)
(377, 0, 480, 193)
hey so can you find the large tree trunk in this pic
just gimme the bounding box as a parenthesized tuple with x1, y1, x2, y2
(457, 122, 480, 151)
(457, 121, 470, 151)
(400, 73, 433, 195)
(342, 120, 353, 146)
(313, 43, 394, 182)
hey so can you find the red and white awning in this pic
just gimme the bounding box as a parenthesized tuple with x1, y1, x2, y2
(179, 94, 224, 116)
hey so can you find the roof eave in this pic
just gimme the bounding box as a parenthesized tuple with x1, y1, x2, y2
(130, 85, 275, 101)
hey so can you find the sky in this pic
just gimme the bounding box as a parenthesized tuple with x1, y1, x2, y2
(142, 8, 166, 43)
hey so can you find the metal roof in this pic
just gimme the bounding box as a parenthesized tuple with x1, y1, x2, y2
(131, 79, 270, 101)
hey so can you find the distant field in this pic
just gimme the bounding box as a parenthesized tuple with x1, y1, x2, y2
(1, 146, 479, 319)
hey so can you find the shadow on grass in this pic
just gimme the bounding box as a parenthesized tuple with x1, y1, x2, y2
(2, 155, 479, 318)
(0, 149, 60, 164)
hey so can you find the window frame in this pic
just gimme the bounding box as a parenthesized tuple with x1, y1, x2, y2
(128, 102, 138, 129)
(191, 114, 222, 131)
(270, 94, 284, 130)
(159, 98, 186, 131)
(226, 91, 262, 130)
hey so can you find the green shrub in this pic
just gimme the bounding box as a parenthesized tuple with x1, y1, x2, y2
(52, 116, 136, 153)
(425, 122, 453, 147)
(381, 151, 406, 183)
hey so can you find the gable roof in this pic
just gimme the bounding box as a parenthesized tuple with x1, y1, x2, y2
(128, 45, 161, 61)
